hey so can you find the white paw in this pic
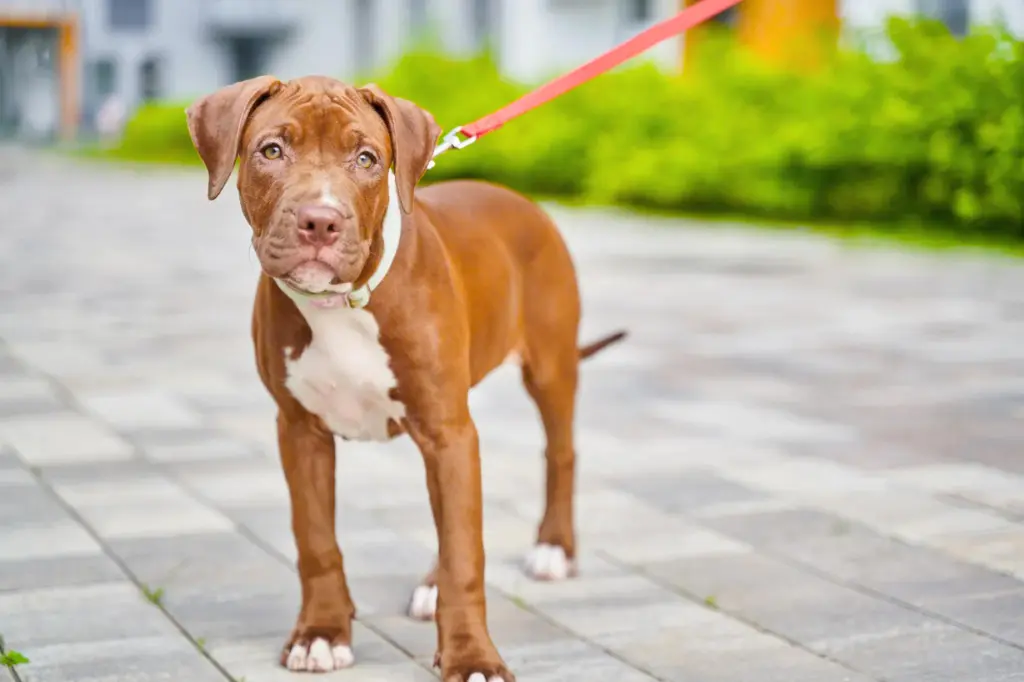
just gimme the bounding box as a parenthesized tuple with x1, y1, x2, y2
(466, 675, 505, 682)
(286, 638, 354, 672)
(408, 584, 438, 621)
(524, 543, 574, 581)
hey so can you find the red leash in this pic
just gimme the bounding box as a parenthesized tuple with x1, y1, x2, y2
(430, 0, 745, 165)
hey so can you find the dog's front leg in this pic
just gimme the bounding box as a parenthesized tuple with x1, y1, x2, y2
(277, 410, 357, 672)
(408, 410, 514, 682)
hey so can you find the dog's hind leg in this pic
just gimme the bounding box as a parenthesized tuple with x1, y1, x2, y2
(520, 330, 581, 581)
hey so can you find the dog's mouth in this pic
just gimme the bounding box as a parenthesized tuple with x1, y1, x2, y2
(277, 261, 353, 307)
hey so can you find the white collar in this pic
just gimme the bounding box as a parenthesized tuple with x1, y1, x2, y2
(274, 171, 401, 310)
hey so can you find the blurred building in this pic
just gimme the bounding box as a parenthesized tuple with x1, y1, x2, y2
(0, 0, 1022, 141)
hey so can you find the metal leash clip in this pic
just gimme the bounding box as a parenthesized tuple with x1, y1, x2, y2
(427, 126, 478, 169)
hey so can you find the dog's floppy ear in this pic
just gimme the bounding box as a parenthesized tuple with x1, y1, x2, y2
(186, 75, 281, 201)
(358, 84, 442, 214)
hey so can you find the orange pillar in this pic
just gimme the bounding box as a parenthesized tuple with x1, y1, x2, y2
(0, 15, 79, 140)
(58, 17, 79, 140)
(681, 0, 839, 72)
(736, 0, 839, 69)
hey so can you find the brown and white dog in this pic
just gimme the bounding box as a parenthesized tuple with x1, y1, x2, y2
(186, 75, 625, 682)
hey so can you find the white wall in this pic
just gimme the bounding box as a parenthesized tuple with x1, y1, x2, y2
(972, 0, 1024, 34)
(434, 0, 480, 55)
(265, 2, 356, 82)
(841, 0, 1024, 35)
(499, 0, 681, 83)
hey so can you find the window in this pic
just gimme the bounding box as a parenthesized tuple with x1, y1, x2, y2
(92, 58, 118, 99)
(229, 38, 268, 82)
(918, 0, 969, 36)
(626, 0, 652, 23)
(108, 0, 152, 31)
(140, 56, 160, 101)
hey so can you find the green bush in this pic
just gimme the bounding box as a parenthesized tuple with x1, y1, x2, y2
(106, 17, 1024, 236)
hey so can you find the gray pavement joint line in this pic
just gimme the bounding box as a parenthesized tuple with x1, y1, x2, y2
(937, 493, 1024, 528)
(597, 550, 892, 682)
(21, 465, 241, 682)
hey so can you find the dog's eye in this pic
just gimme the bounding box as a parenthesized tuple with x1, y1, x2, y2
(356, 151, 376, 169)
(261, 144, 283, 160)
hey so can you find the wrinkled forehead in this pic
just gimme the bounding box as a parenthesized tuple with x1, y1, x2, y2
(241, 77, 391, 156)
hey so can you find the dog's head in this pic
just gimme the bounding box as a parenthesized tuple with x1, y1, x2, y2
(186, 76, 440, 294)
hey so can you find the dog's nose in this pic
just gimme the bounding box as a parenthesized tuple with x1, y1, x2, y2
(296, 205, 345, 245)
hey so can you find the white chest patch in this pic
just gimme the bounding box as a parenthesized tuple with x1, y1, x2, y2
(284, 304, 404, 442)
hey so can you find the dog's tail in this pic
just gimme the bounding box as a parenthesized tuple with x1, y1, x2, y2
(578, 330, 628, 360)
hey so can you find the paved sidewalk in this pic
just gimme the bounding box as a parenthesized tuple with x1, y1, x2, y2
(1, 150, 1023, 682)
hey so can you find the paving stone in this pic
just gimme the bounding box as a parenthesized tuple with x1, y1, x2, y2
(14, 636, 225, 682)
(0, 582, 181, 648)
(108, 531, 294, 596)
(73, 387, 206, 431)
(654, 399, 856, 444)
(32, 461, 166, 492)
(362, 615, 439, 660)
(0, 483, 71, 528)
(0, 352, 29, 377)
(143, 435, 259, 463)
(817, 625, 1024, 682)
(173, 460, 291, 508)
(924, 589, 1024, 648)
(0, 516, 107, 565)
(499, 639, 658, 682)
(705, 508, 1024, 608)
(0, 375, 66, 417)
(335, 528, 439, 579)
(614, 469, 769, 515)
(0, 448, 22, 469)
(645, 641, 879, 682)
(0, 552, 124, 592)
(505, 487, 689, 539)
(594, 524, 752, 565)
(166, 588, 300, 641)
(643, 552, 944, 644)
(0, 413, 134, 465)
(0, 467, 34, 486)
(52, 477, 235, 540)
(223, 505, 302, 562)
